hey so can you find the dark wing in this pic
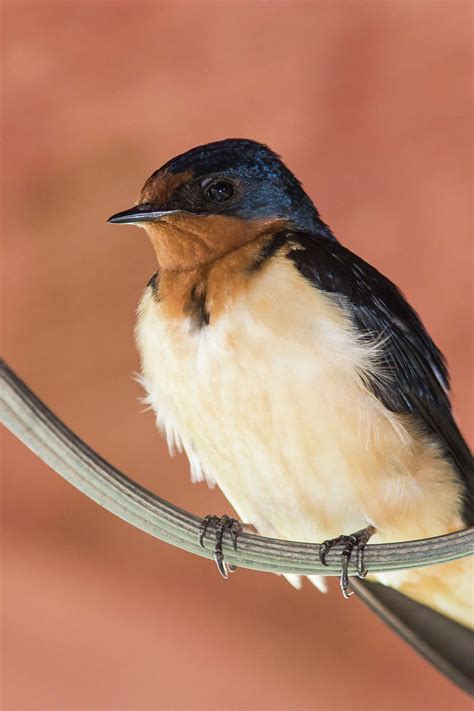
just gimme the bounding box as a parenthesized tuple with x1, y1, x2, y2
(286, 231, 473, 524)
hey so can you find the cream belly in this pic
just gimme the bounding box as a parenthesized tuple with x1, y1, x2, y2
(136, 258, 463, 548)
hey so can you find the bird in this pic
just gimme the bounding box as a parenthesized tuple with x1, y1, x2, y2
(108, 138, 473, 653)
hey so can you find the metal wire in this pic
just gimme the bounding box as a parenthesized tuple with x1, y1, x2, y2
(1, 359, 472, 575)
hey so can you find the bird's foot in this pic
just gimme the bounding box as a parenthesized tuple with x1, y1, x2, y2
(319, 525, 376, 599)
(198, 514, 243, 579)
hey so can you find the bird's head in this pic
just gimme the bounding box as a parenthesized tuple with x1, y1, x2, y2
(108, 139, 325, 270)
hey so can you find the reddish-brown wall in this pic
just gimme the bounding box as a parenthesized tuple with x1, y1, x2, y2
(2, 2, 472, 709)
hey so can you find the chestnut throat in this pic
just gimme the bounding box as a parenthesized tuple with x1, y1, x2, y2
(144, 215, 291, 328)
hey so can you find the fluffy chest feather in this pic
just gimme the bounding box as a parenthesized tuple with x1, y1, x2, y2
(136, 256, 462, 544)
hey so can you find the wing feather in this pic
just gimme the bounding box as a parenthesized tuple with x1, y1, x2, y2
(285, 231, 473, 523)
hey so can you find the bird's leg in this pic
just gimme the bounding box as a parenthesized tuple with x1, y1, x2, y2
(198, 514, 246, 579)
(319, 525, 376, 599)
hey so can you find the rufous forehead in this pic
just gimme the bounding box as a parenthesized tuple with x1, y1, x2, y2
(139, 169, 193, 205)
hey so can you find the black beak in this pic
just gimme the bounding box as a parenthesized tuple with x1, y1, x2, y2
(107, 204, 180, 224)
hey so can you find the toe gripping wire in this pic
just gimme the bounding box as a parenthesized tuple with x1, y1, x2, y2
(199, 515, 242, 578)
(319, 526, 376, 598)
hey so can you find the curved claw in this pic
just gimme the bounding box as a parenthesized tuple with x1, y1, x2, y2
(356, 540, 370, 578)
(198, 514, 214, 548)
(230, 520, 242, 551)
(198, 514, 243, 578)
(214, 549, 229, 579)
(340, 535, 358, 598)
(319, 526, 376, 598)
(319, 535, 344, 566)
(319, 543, 329, 567)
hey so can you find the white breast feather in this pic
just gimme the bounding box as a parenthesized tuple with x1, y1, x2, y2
(135, 258, 463, 581)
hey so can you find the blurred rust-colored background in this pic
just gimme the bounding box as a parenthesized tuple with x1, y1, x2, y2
(2, 2, 472, 709)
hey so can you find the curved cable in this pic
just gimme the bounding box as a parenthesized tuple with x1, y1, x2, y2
(1, 360, 472, 575)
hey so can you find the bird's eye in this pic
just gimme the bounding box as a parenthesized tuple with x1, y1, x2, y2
(204, 179, 235, 203)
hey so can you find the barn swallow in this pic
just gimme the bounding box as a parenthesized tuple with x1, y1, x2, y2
(108, 139, 473, 631)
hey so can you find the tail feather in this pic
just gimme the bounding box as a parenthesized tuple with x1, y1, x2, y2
(373, 557, 473, 629)
(351, 578, 474, 694)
